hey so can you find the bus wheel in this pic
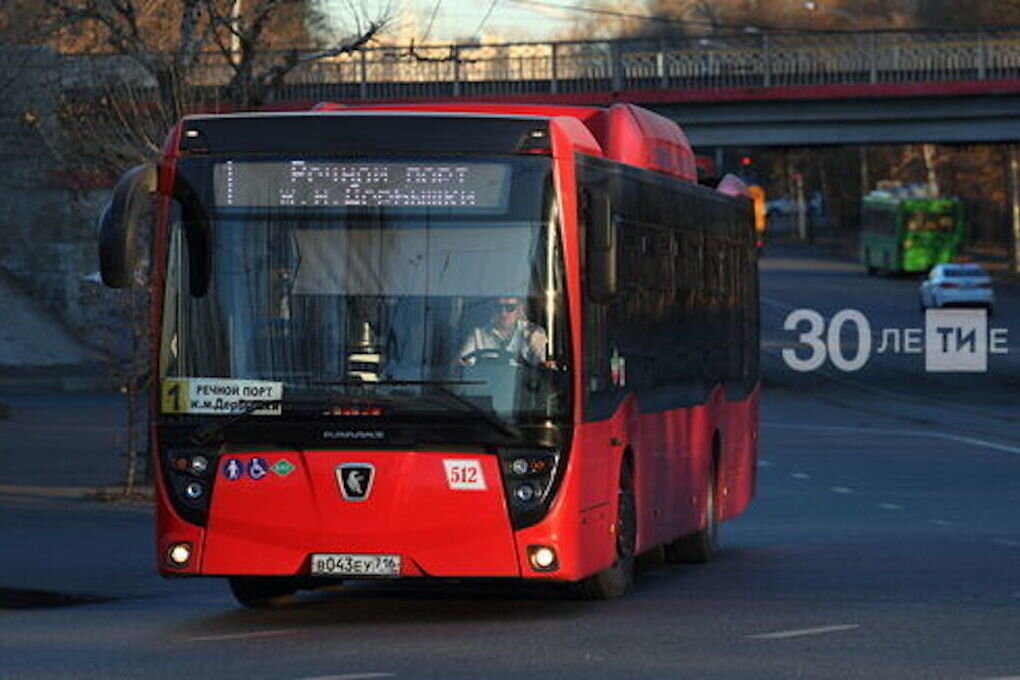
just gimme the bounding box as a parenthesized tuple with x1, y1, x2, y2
(664, 464, 718, 564)
(578, 462, 636, 600)
(228, 577, 298, 608)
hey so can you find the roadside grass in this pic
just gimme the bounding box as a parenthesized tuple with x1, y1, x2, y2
(84, 486, 154, 504)
(0, 588, 113, 609)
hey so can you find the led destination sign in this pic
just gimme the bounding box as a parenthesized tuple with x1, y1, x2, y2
(214, 160, 510, 209)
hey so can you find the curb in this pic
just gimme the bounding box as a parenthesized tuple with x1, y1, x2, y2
(0, 367, 118, 392)
(0, 484, 154, 504)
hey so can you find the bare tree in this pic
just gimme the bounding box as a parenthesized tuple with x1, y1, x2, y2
(557, 0, 920, 40)
(916, 0, 1020, 27)
(16, 0, 394, 186)
(205, 0, 390, 108)
(18, 1, 389, 498)
(0, 0, 52, 97)
(40, 0, 391, 167)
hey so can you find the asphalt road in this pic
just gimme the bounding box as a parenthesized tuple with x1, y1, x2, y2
(1, 243, 1018, 679)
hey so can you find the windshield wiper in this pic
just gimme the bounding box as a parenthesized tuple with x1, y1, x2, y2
(315, 378, 521, 440)
(187, 391, 347, 445)
(420, 382, 522, 440)
(189, 398, 287, 445)
(187, 387, 405, 446)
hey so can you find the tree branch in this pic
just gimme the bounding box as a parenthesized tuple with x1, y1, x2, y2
(405, 38, 478, 64)
(44, 0, 154, 70)
(256, 18, 386, 95)
(178, 0, 205, 66)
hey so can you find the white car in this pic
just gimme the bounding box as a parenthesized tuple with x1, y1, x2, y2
(919, 263, 994, 313)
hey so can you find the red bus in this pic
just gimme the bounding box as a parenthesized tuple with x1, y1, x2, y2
(99, 102, 759, 605)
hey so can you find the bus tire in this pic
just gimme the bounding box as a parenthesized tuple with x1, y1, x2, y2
(228, 576, 298, 608)
(664, 463, 718, 564)
(577, 461, 636, 600)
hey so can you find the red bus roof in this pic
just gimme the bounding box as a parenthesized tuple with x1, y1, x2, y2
(313, 101, 697, 182)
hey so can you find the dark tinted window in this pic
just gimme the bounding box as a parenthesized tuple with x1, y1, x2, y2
(578, 155, 758, 421)
(943, 266, 987, 278)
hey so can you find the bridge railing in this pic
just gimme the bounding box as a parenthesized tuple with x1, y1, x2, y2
(51, 28, 1020, 103)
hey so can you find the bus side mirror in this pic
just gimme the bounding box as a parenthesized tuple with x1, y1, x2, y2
(99, 164, 157, 288)
(586, 194, 617, 303)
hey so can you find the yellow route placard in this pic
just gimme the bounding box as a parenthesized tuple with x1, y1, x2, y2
(162, 378, 189, 414)
(160, 378, 283, 415)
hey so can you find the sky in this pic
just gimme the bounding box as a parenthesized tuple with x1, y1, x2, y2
(406, 0, 575, 42)
(324, 0, 585, 44)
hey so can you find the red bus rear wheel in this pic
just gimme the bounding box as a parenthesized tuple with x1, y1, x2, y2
(664, 462, 718, 564)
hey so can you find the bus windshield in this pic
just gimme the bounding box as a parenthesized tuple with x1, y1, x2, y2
(159, 155, 569, 425)
(905, 210, 956, 233)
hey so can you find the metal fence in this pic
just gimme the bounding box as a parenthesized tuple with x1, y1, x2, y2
(52, 28, 1020, 104)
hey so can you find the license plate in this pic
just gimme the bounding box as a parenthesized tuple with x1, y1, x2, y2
(310, 553, 401, 577)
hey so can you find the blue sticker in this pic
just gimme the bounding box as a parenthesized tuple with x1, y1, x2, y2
(222, 458, 243, 481)
(248, 457, 268, 481)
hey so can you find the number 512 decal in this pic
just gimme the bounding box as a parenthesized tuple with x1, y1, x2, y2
(443, 459, 487, 491)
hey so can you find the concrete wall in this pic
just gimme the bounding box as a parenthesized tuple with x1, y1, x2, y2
(0, 47, 117, 357)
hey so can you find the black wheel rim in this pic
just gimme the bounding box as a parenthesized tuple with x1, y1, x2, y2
(705, 472, 718, 550)
(616, 482, 636, 562)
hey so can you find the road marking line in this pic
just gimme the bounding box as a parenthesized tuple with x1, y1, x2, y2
(748, 624, 860, 640)
(877, 503, 903, 511)
(830, 486, 854, 494)
(758, 459, 774, 467)
(189, 629, 298, 642)
(791, 472, 810, 480)
(297, 675, 396, 680)
(762, 422, 1020, 456)
(928, 519, 959, 527)
(992, 538, 1020, 548)
(758, 346, 1018, 425)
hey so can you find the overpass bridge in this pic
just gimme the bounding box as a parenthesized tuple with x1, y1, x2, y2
(54, 27, 1020, 148)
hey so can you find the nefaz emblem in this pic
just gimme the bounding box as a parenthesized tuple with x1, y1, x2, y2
(323, 429, 386, 441)
(336, 463, 375, 502)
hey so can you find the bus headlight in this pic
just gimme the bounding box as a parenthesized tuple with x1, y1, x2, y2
(498, 449, 560, 529)
(184, 481, 205, 500)
(528, 545, 558, 571)
(514, 483, 536, 502)
(165, 448, 218, 526)
(167, 542, 192, 568)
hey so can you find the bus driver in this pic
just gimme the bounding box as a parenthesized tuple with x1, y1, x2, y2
(459, 297, 548, 367)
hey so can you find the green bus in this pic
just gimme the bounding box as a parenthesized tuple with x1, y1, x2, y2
(860, 194, 965, 274)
